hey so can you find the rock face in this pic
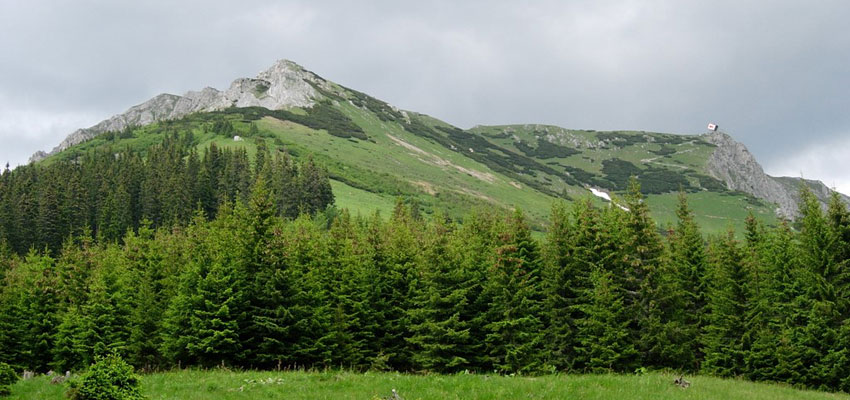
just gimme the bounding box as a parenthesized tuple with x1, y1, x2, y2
(30, 60, 325, 162)
(704, 131, 849, 219)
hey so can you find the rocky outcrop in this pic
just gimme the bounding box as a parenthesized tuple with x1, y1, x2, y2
(36, 93, 182, 161)
(704, 131, 849, 219)
(773, 176, 850, 213)
(27, 151, 49, 164)
(30, 59, 326, 163)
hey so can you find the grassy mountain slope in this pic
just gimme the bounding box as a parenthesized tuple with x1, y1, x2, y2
(469, 124, 779, 231)
(36, 62, 784, 233)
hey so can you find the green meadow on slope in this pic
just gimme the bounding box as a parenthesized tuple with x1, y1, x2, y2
(7, 371, 850, 400)
(42, 98, 778, 234)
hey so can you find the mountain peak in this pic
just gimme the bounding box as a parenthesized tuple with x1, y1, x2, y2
(266, 58, 304, 71)
(30, 58, 327, 163)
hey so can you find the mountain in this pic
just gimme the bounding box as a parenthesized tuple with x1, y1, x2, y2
(29, 59, 849, 231)
(29, 60, 324, 162)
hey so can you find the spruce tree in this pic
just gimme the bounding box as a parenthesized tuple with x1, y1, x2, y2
(482, 209, 545, 374)
(574, 268, 637, 372)
(270, 215, 332, 367)
(323, 210, 371, 368)
(702, 230, 749, 377)
(457, 210, 501, 371)
(37, 172, 64, 253)
(667, 191, 707, 371)
(543, 199, 612, 371)
(124, 223, 172, 370)
(760, 222, 809, 385)
(0, 252, 61, 371)
(620, 178, 679, 369)
(52, 246, 134, 371)
(62, 168, 89, 239)
(161, 206, 249, 367)
(98, 181, 132, 241)
(796, 186, 842, 388)
(365, 200, 421, 370)
(542, 201, 577, 371)
(298, 156, 335, 215)
(0, 265, 26, 368)
(742, 214, 775, 381)
(824, 192, 850, 390)
(244, 176, 300, 367)
(408, 214, 478, 372)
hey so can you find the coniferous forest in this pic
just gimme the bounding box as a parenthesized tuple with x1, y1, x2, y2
(2, 138, 850, 393)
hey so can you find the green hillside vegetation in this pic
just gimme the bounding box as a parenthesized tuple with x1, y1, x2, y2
(2, 174, 849, 394)
(0, 132, 334, 254)
(8, 370, 850, 400)
(5, 60, 846, 399)
(36, 99, 777, 234)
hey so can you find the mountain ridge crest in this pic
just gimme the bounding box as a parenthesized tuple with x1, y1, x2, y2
(27, 59, 849, 220)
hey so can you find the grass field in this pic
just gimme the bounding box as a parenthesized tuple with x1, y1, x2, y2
(330, 179, 396, 217)
(6, 370, 849, 400)
(646, 191, 779, 234)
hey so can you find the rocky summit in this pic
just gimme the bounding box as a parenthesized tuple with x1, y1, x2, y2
(29, 60, 325, 163)
(29, 59, 849, 225)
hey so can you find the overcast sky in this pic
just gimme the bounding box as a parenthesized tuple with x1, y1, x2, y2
(2, 1, 849, 193)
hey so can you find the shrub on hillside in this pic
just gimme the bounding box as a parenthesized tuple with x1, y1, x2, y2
(66, 354, 144, 400)
(0, 362, 17, 396)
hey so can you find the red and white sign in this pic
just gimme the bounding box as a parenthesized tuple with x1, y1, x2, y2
(707, 123, 717, 131)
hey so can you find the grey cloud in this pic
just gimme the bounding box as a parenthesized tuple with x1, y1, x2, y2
(1, 0, 848, 190)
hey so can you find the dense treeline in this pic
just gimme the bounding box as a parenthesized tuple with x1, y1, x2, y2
(2, 174, 850, 392)
(0, 133, 333, 254)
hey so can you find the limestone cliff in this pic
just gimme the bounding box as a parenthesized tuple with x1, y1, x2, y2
(704, 131, 849, 219)
(29, 60, 325, 163)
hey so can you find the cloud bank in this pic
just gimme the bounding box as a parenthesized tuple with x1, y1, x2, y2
(1, 1, 848, 194)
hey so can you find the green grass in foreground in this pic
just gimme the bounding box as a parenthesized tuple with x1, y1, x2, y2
(8, 370, 849, 400)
